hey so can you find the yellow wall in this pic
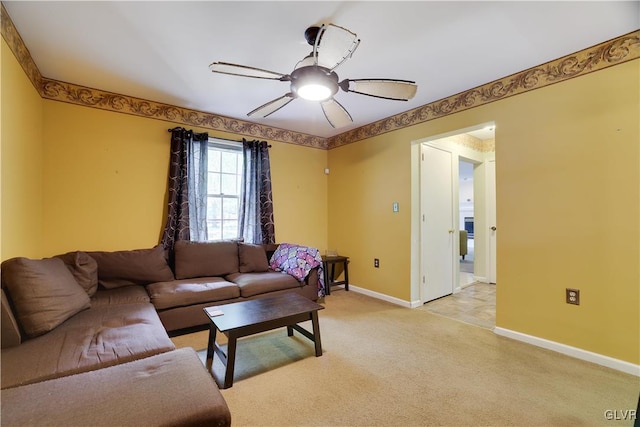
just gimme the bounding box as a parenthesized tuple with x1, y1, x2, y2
(39, 101, 328, 255)
(41, 102, 173, 253)
(328, 133, 413, 300)
(268, 141, 328, 251)
(1, 39, 44, 260)
(495, 60, 639, 364)
(328, 60, 639, 364)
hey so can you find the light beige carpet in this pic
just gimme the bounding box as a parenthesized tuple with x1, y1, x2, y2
(171, 291, 638, 427)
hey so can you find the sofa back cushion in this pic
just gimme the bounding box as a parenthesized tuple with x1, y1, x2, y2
(88, 245, 174, 289)
(55, 251, 99, 296)
(174, 240, 239, 279)
(238, 243, 270, 273)
(1, 257, 91, 338)
(1, 289, 22, 348)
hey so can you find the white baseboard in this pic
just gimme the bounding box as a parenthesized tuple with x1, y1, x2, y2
(343, 284, 416, 308)
(494, 327, 640, 377)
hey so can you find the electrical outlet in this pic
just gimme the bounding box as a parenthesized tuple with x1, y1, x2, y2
(566, 288, 580, 305)
(374, 258, 379, 268)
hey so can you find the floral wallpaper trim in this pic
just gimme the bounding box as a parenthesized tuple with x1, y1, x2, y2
(39, 78, 327, 149)
(449, 134, 495, 153)
(1, 3, 42, 91)
(2, 5, 637, 151)
(326, 30, 640, 149)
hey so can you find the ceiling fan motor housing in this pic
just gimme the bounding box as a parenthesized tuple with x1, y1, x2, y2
(304, 26, 321, 46)
(290, 66, 339, 99)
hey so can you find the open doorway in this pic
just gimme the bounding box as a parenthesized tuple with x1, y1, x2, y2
(413, 123, 496, 328)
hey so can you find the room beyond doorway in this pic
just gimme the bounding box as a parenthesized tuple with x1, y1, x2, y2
(459, 159, 475, 288)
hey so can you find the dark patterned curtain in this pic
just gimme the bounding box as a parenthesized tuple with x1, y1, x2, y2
(239, 139, 275, 244)
(161, 127, 208, 254)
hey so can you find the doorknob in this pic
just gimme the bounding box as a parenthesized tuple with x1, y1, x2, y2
(448, 229, 454, 233)
(490, 226, 497, 231)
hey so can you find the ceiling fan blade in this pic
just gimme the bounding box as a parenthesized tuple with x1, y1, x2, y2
(247, 93, 295, 118)
(320, 98, 353, 128)
(340, 79, 418, 101)
(209, 61, 288, 80)
(313, 24, 360, 71)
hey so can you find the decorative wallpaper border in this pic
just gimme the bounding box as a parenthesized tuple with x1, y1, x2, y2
(449, 134, 495, 153)
(2, 4, 638, 151)
(1, 3, 41, 90)
(38, 78, 328, 149)
(326, 30, 639, 149)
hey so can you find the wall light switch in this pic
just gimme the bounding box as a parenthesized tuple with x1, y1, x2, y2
(393, 202, 399, 213)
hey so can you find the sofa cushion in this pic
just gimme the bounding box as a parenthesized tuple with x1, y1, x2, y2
(146, 278, 240, 310)
(226, 271, 301, 298)
(1, 257, 91, 338)
(1, 289, 22, 348)
(90, 286, 151, 307)
(1, 348, 231, 427)
(174, 240, 239, 279)
(55, 251, 99, 296)
(0, 302, 175, 389)
(239, 243, 270, 273)
(88, 245, 174, 289)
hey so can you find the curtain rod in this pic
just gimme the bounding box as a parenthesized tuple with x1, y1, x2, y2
(167, 127, 271, 147)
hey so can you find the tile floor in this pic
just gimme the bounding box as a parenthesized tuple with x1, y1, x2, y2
(459, 271, 476, 287)
(419, 282, 496, 329)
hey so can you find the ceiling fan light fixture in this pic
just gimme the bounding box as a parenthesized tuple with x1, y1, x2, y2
(290, 65, 338, 101)
(297, 83, 333, 101)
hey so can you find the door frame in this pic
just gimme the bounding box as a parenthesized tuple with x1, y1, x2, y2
(409, 123, 496, 307)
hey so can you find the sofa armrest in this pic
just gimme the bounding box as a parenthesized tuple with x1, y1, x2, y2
(261, 243, 280, 261)
(304, 267, 320, 288)
(1, 289, 22, 348)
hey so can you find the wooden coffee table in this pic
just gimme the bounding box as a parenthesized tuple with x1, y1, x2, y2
(204, 293, 324, 388)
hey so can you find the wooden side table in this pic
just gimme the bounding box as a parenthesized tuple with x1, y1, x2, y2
(321, 255, 349, 295)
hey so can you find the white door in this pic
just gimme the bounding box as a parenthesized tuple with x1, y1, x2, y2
(487, 159, 497, 284)
(421, 144, 455, 302)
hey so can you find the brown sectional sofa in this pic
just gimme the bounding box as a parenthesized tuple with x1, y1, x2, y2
(145, 240, 320, 332)
(1, 240, 321, 426)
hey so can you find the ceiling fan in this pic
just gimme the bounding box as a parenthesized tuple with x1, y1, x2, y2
(209, 23, 418, 128)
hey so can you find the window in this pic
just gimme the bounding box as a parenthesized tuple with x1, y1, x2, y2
(206, 140, 243, 241)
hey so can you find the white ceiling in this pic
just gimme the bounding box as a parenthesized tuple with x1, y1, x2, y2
(4, 1, 638, 139)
